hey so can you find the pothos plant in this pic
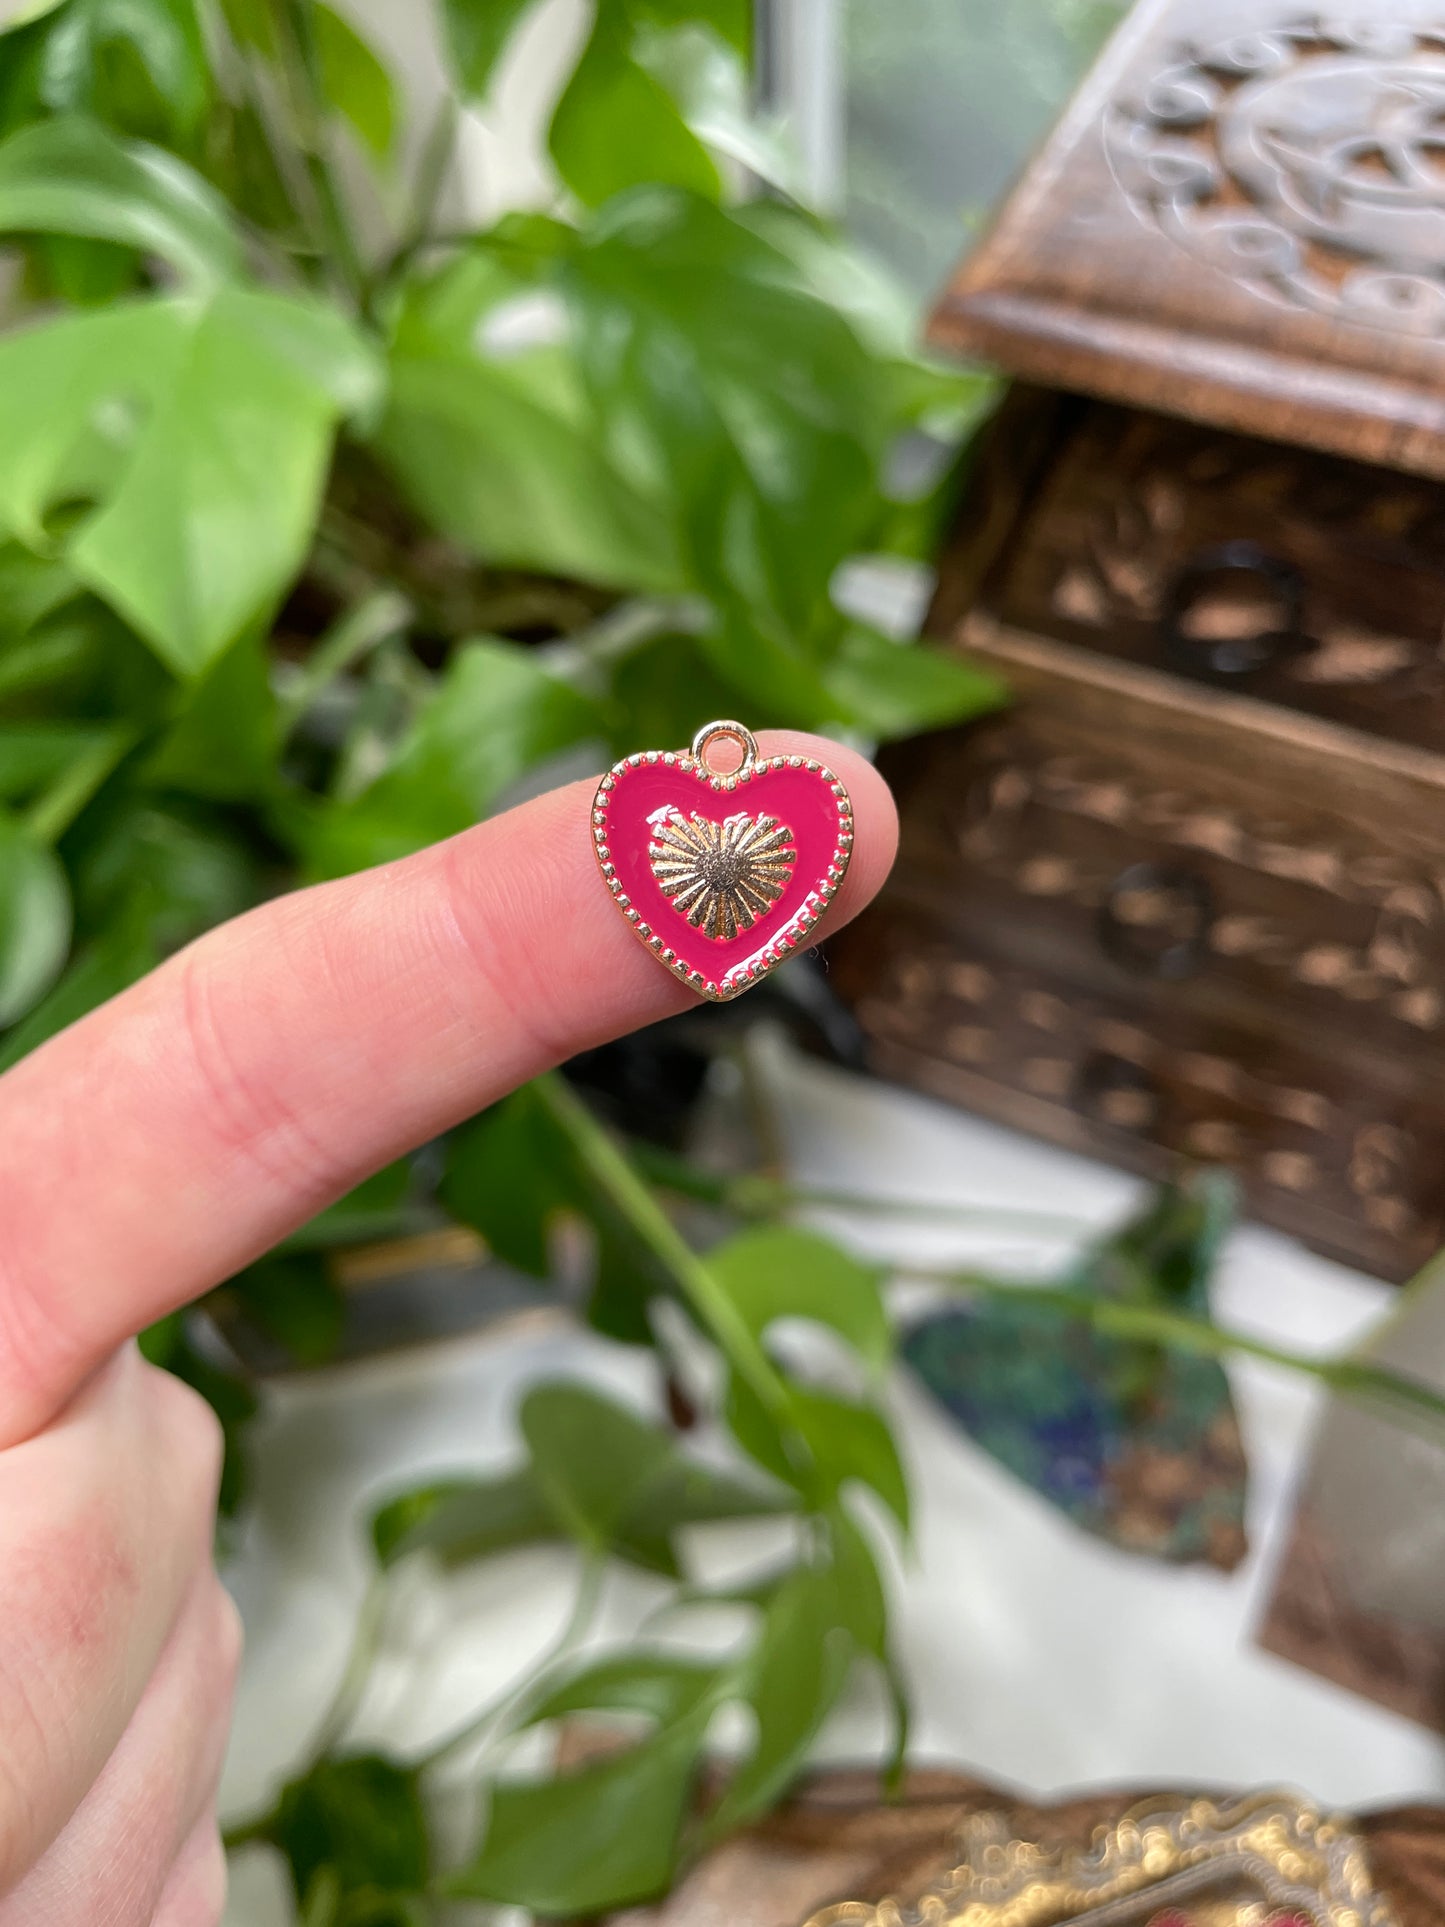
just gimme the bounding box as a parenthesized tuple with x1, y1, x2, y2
(0, 0, 995, 1916)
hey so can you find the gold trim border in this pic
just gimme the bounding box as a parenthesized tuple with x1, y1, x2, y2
(591, 749, 855, 1002)
(806, 1792, 1398, 1927)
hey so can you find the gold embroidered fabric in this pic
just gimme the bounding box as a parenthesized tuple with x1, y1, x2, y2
(806, 1793, 1397, 1927)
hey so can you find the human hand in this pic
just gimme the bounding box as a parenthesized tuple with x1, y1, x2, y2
(0, 734, 896, 1925)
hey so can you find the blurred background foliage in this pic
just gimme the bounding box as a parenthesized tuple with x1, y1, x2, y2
(0, 0, 1022, 1092)
(0, 1, 1008, 1915)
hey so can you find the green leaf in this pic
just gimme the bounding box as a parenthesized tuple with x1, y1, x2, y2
(521, 1381, 680, 1567)
(213, 94, 298, 235)
(0, 722, 118, 803)
(707, 1226, 892, 1375)
(1070, 1171, 1238, 1316)
(283, 1160, 416, 1251)
(372, 1383, 786, 1574)
(215, 0, 276, 55)
(524, 1383, 787, 1574)
(826, 1503, 888, 1661)
(0, 0, 67, 27)
(371, 1468, 555, 1569)
(0, 116, 240, 282)
(268, 1754, 428, 1911)
(633, 1451, 790, 1541)
(707, 1564, 852, 1834)
(792, 1387, 909, 1527)
(297, 638, 598, 878)
(141, 629, 280, 798)
(736, 202, 918, 360)
(822, 622, 1008, 741)
(727, 1376, 910, 1529)
(447, 1705, 706, 1913)
(605, 630, 743, 752)
(227, 1252, 344, 1366)
(438, 0, 538, 95)
(585, 1204, 670, 1346)
(67, 287, 382, 675)
(0, 291, 378, 675)
(375, 250, 680, 595)
(315, 3, 396, 159)
(0, 906, 156, 1070)
(523, 1650, 719, 1728)
(0, 623, 95, 703)
(0, 809, 71, 1025)
(563, 189, 889, 640)
(630, 0, 750, 57)
(0, 544, 79, 638)
(0, 299, 188, 549)
(68, 794, 263, 955)
(21, 717, 134, 842)
(32, 0, 211, 143)
(642, 27, 796, 195)
(26, 231, 140, 304)
(442, 1086, 570, 1278)
(550, 4, 721, 208)
(442, 1087, 678, 1341)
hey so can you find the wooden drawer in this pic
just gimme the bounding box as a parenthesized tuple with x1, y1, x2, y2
(829, 616, 1445, 1278)
(894, 617, 1445, 1071)
(829, 899, 1445, 1283)
(986, 402, 1445, 756)
(858, 0, 1445, 1284)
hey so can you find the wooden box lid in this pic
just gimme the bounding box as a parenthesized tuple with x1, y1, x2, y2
(930, 0, 1445, 478)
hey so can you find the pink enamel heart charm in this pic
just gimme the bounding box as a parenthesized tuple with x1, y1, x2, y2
(591, 720, 854, 1001)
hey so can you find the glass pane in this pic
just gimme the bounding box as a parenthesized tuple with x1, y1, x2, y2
(844, 0, 1128, 306)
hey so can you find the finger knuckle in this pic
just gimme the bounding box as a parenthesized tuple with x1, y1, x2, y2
(150, 1821, 227, 1927)
(176, 941, 340, 1211)
(436, 830, 570, 1066)
(209, 1585, 244, 1700)
(149, 1367, 226, 1521)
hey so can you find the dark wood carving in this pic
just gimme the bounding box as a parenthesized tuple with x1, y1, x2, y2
(830, 901, 1445, 1282)
(830, 617, 1445, 1277)
(989, 402, 1445, 753)
(932, 1, 1445, 475)
(905, 616, 1445, 1060)
(836, 0, 1445, 1281)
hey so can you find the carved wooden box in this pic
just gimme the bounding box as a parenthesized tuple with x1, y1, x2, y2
(828, 0, 1445, 1278)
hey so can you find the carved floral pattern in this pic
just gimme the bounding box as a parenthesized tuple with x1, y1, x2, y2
(1106, 15, 1445, 334)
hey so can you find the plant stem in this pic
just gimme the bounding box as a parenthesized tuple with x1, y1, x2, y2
(369, 98, 459, 309)
(631, 1144, 1095, 1235)
(222, 1810, 274, 1855)
(533, 1074, 797, 1434)
(222, 1569, 394, 1852)
(307, 1570, 391, 1761)
(276, 588, 412, 739)
(919, 1268, 1445, 1448)
(26, 726, 136, 845)
(415, 1556, 606, 1772)
(274, 0, 367, 307)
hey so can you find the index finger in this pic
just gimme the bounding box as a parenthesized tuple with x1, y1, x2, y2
(0, 733, 896, 1444)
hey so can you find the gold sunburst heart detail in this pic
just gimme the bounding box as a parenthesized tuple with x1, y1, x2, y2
(648, 809, 796, 942)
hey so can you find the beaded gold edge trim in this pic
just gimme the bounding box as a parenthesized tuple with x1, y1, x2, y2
(806, 1792, 1397, 1927)
(590, 750, 855, 1002)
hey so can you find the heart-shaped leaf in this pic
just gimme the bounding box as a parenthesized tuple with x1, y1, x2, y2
(69, 289, 381, 675)
(0, 288, 381, 676)
(0, 810, 71, 1026)
(707, 1225, 891, 1374)
(0, 117, 239, 282)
